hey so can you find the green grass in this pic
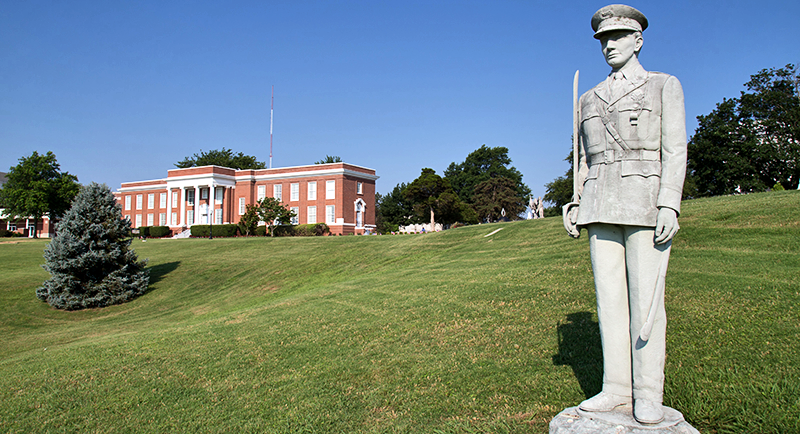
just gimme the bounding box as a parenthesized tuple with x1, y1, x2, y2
(1, 190, 799, 433)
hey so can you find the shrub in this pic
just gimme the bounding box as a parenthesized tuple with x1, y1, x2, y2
(190, 224, 239, 238)
(149, 226, 171, 238)
(293, 223, 330, 237)
(0, 226, 8, 237)
(255, 225, 267, 236)
(138, 226, 150, 238)
(773, 183, 785, 191)
(37, 183, 149, 310)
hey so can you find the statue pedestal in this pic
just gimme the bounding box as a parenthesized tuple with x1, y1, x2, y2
(549, 405, 699, 434)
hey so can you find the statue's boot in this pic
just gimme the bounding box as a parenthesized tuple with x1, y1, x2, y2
(633, 399, 664, 424)
(578, 391, 632, 412)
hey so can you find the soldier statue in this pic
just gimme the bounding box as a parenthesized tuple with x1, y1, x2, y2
(562, 4, 687, 425)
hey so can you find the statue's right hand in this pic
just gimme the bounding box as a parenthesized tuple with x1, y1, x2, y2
(562, 202, 580, 238)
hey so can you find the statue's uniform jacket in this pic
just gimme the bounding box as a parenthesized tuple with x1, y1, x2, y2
(576, 67, 686, 226)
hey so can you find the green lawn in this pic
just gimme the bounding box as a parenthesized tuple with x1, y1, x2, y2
(1, 191, 798, 433)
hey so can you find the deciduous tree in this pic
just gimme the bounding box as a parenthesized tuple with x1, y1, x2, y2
(314, 155, 342, 164)
(444, 145, 530, 206)
(404, 168, 475, 228)
(472, 176, 526, 222)
(0, 151, 80, 237)
(688, 64, 800, 195)
(256, 197, 296, 237)
(375, 183, 414, 233)
(176, 148, 266, 170)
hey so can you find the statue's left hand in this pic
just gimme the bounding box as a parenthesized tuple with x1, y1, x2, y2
(654, 207, 679, 244)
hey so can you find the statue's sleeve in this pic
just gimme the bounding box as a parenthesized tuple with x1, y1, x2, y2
(657, 75, 687, 214)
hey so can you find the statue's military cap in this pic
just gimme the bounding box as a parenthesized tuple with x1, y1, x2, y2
(591, 4, 648, 39)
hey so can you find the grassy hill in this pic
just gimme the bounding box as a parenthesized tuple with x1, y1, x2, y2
(1, 191, 798, 433)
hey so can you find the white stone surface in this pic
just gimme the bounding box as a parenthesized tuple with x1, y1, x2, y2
(549, 405, 700, 434)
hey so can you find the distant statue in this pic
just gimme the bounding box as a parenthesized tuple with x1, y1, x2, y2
(562, 4, 687, 425)
(529, 196, 545, 219)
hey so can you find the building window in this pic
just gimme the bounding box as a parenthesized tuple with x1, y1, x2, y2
(308, 182, 317, 200)
(159, 213, 166, 226)
(326, 180, 335, 199)
(160, 193, 167, 208)
(290, 183, 300, 201)
(147, 213, 154, 226)
(187, 190, 195, 206)
(171, 212, 178, 226)
(125, 196, 131, 210)
(307, 206, 316, 224)
(8, 224, 17, 231)
(136, 194, 143, 210)
(239, 197, 246, 215)
(257, 185, 266, 200)
(357, 182, 363, 195)
(148, 194, 155, 209)
(326, 205, 335, 224)
(135, 214, 142, 227)
(215, 187, 223, 205)
(200, 188, 208, 200)
(290, 207, 299, 225)
(215, 209, 223, 224)
(274, 184, 282, 201)
(172, 191, 179, 206)
(187, 210, 194, 226)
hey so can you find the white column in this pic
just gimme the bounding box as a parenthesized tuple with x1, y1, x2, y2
(180, 188, 186, 227)
(166, 187, 172, 226)
(194, 186, 201, 226)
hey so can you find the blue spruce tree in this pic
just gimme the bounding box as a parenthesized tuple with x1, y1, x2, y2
(38, 183, 149, 310)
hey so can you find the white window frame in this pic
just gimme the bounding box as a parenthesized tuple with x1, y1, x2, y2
(187, 190, 195, 206)
(215, 187, 223, 205)
(200, 188, 208, 200)
(159, 193, 167, 208)
(172, 191, 179, 205)
(215, 208, 223, 224)
(147, 213, 154, 226)
(307, 206, 317, 224)
(239, 197, 246, 215)
(274, 184, 282, 201)
(257, 185, 266, 200)
(307, 182, 317, 200)
(171, 212, 178, 226)
(290, 207, 299, 225)
(290, 183, 300, 201)
(187, 210, 195, 226)
(159, 213, 166, 226)
(326, 205, 335, 224)
(357, 182, 363, 195)
(326, 180, 335, 199)
(148, 194, 155, 209)
(125, 196, 131, 211)
(135, 214, 142, 227)
(136, 194, 143, 210)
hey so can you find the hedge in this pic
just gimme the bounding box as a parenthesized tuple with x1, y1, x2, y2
(252, 223, 330, 237)
(149, 226, 171, 238)
(190, 224, 239, 238)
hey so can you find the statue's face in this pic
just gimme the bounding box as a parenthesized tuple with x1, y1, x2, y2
(600, 30, 642, 69)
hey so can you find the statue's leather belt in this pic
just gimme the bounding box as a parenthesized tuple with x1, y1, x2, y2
(588, 149, 660, 166)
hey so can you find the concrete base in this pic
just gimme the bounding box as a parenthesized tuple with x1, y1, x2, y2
(549, 405, 699, 434)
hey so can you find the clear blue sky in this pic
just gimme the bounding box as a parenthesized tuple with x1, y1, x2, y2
(2, 1, 798, 201)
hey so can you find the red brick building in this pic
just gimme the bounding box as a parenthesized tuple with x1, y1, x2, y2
(114, 163, 378, 236)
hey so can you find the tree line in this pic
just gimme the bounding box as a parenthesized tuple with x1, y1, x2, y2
(375, 145, 531, 233)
